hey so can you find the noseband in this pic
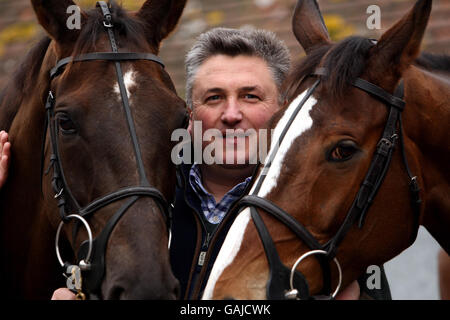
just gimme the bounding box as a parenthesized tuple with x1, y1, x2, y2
(44, 2, 172, 299)
(229, 67, 421, 300)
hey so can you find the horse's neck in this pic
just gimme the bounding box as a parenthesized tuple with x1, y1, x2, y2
(1, 37, 52, 198)
(404, 66, 449, 167)
(403, 66, 450, 254)
(0, 38, 60, 298)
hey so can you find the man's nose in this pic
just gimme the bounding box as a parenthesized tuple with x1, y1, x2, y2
(221, 98, 242, 126)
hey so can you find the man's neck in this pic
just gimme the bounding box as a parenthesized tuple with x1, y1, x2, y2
(199, 164, 255, 203)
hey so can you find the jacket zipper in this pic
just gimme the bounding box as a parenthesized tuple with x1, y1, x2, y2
(190, 199, 240, 299)
(181, 180, 218, 298)
(181, 163, 260, 299)
(190, 170, 258, 299)
(197, 232, 212, 268)
(182, 189, 216, 269)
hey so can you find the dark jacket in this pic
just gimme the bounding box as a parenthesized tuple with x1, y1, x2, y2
(169, 162, 254, 299)
(169, 162, 391, 300)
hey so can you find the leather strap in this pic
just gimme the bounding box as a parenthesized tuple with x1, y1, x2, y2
(79, 186, 169, 219)
(250, 207, 310, 300)
(50, 52, 164, 79)
(78, 196, 139, 293)
(324, 82, 404, 252)
(240, 196, 323, 250)
(232, 195, 332, 296)
(352, 78, 405, 111)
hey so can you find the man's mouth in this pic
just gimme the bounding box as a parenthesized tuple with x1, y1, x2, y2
(221, 129, 252, 139)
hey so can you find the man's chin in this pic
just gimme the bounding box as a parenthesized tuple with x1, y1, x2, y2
(218, 163, 252, 170)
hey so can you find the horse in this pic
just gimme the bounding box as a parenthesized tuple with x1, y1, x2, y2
(203, 0, 449, 299)
(0, 0, 188, 299)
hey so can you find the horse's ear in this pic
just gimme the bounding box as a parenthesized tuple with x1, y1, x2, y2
(366, 0, 432, 89)
(292, 0, 331, 54)
(137, 0, 187, 46)
(31, 0, 85, 44)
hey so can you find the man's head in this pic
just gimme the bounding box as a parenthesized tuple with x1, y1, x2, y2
(185, 27, 290, 168)
(185, 27, 291, 108)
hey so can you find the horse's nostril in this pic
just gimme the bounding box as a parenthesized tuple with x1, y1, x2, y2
(173, 282, 181, 300)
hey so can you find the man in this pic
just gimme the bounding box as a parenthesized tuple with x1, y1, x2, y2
(168, 27, 378, 300)
(170, 27, 291, 299)
(1, 28, 377, 300)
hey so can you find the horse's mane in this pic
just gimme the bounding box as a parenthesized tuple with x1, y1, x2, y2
(60, 1, 149, 79)
(71, 1, 149, 57)
(0, 36, 51, 130)
(284, 36, 374, 101)
(415, 52, 450, 72)
(284, 36, 450, 101)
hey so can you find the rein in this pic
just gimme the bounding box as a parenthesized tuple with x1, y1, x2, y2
(43, 1, 172, 299)
(229, 68, 421, 300)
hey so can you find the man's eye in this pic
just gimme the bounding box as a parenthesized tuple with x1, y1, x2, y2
(243, 94, 259, 100)
(205, 95, 221, 102)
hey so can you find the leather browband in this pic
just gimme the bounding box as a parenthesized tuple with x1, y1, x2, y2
(50, 52, 164, 79)
(352, 78, 405, 111)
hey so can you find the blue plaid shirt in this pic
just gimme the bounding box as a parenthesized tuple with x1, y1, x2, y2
(188, 163, 251, 224)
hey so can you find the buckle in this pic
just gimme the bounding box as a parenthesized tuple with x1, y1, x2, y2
(376, 138, 392, 156)
(103, 15, 113, 28)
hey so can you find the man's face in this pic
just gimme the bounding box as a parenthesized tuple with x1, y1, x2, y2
(190, 54, 281, 167)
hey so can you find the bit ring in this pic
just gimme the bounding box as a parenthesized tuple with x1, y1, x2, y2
(288, 249, 342, 299)
(55, 214, 93, 267)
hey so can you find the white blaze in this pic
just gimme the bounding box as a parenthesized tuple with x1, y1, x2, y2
(202, 89, 317, 299)
(114, 68, 136, 101)
(202, 208, 251, 299)
(253, 90, 317, 197)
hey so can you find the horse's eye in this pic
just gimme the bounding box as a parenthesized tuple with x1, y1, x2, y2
(57, 113, 77, 134)
(328, 140, 359, 162)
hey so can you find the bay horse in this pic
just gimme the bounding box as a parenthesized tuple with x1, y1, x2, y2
(203, 0, 449, 299)
(0, 0, 188, 299)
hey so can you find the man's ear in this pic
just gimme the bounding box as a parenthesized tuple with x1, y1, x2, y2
(31, 0, 85, 44)
(136, 0, 187, 49)
(364, 0, 432, 89)
(292, 0, 331, 54)
(187, 106, 193, 136)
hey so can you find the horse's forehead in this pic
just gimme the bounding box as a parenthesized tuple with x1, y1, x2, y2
(113, 67, 137, 103)
(58, 63, 150, 103)
(251, 89, 318, 198)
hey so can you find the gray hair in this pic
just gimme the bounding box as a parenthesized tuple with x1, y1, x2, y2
(185, 27, 291, 107)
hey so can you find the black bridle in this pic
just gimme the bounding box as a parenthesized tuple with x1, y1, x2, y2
(228, 68, 421, 300)
(45, 2, 172, 298)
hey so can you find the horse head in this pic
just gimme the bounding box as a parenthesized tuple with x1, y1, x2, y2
(0, 0, 187, 299)
(203, 0, 449, 299)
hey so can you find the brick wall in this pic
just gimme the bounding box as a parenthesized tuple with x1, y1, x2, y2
(0, 0, 448, 98)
